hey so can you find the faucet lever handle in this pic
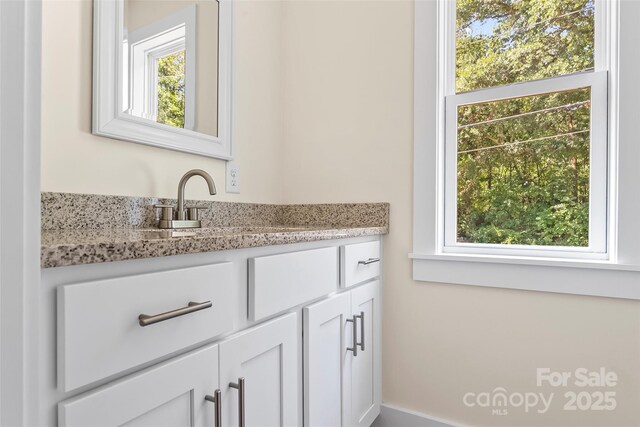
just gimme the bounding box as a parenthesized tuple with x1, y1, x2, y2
(185, 205, 208, 221)
(154, 204, 175, 221)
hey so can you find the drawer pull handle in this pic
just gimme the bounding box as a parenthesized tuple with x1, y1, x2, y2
(356, 311, 365, 351)
(229, 377, 245, 427)
(205, 389, 222, 427)
(358, 258, 380, 266)
(138, 300, 212, 327)
(346, 314, 358, 356)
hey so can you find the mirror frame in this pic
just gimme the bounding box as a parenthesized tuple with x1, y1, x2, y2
(92, 0, 233, 159)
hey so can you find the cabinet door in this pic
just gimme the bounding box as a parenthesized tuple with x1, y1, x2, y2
(350, 280, 381, 427)
(59, 344, 220, 427)
(303, 292, 352, 427)
(219, 313, 299, 427)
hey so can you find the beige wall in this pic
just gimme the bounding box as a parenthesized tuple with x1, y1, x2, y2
(41, 1, 640, 426)
(42, 0, 284, 203)
(280, 1, 640, 426)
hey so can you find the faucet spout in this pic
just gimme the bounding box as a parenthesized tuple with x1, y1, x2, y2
(176, 169, 217, 220)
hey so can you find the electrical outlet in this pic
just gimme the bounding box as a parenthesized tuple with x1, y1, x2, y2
(226, 161, 240, 194)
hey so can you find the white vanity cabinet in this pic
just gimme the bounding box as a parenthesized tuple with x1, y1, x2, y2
(303, 279, 381, 427)
(41, 236, 382, 427)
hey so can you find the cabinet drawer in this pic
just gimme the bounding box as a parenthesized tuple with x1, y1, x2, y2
(249, 247, 338, 321)
(340, 241, 381, 288)
(58, 263, 233, 392)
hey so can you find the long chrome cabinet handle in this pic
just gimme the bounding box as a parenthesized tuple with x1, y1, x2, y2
(358, 257, 380, 266)
(138, 300, 212, 327)
(356, 311, 365, 351)
(229, 377, 245, 427)
(346, 315, 358, 356)
(205, 389, 222, 427)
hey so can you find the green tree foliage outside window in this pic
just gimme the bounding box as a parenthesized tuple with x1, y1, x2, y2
(157, 50, 186, 129)
(455, 0, 594, 247)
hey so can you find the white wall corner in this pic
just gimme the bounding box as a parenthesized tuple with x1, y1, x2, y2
(0, 0, 42, 425)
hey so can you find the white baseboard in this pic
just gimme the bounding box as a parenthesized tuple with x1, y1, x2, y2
(371, 404, 461, 427)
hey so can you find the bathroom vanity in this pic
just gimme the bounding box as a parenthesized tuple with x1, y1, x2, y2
(38, 194, 387, 427)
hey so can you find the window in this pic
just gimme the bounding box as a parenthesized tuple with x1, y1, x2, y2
(124, 5, 196, 131)
(444, 0, 607, 259)
(411, 0, 640, 300)
(155, 48, 187, 128)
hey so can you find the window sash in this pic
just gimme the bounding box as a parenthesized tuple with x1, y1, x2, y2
(445, 0, 604, 93)
(442, 54, 608, 257)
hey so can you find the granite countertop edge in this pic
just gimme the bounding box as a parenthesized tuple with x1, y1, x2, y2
(41, 226, 389, 269)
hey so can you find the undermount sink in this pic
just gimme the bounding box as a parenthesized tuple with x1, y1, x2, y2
(140, 226, 315, 239)
(140, 230, 199, 239)
(204, 226, 316, 233)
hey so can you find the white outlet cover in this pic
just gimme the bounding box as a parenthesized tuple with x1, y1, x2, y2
(226, 161, 240, 194)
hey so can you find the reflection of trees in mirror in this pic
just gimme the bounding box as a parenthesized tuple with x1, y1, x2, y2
(455, 0, 594, 247)
(157, 50, 186, 129)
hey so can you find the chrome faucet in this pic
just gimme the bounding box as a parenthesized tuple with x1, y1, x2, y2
(177, 169, 217, 220)
(155, 169, 217, 229)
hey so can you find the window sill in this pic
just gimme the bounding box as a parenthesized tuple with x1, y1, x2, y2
(410, 253, 640, 300)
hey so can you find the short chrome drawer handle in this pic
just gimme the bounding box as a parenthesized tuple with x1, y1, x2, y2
(205, 389, 222, 427)
(358, 258, 380, 266)
(138, 300, 212, 327)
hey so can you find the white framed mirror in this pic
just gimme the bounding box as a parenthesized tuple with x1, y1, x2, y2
(93, 0, 233, 159)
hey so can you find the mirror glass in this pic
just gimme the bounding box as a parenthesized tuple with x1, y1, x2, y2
(122, 0, 219, 137)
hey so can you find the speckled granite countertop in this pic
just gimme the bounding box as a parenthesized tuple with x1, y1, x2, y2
(41, 193, 389, 268)
(41, 225, 387, 268)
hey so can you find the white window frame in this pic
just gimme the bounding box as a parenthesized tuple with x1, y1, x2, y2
(411, 0, 640, 300)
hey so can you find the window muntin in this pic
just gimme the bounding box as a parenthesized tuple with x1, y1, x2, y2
(444, 0, 607, 258)
(456, 0, 596, 93)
